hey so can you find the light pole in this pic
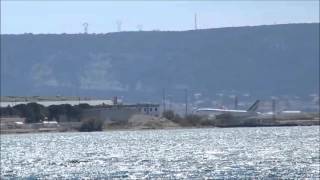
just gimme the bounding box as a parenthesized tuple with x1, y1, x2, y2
(185, 89, 188, 117)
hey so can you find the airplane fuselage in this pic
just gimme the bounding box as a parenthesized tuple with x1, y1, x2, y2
(195, 108, 258, 118)
(194, 100, 261, 119)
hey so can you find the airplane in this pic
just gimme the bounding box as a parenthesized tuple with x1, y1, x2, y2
(259, 110, 303, 119)
(194, 100, 260, 119)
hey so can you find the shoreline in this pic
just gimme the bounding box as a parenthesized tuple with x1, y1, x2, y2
(1, 120, 319, 135)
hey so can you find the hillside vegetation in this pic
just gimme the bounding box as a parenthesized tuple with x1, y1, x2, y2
(1, 23, 319, 101)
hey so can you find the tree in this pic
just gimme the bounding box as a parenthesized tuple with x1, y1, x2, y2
(13, 103, 47, 123)
(48, 104, 82, 122)
(0, 106, 15, 117)
(48, 105, 61, 121)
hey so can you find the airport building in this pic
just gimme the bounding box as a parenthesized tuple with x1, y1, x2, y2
(82, 103, 160, 122)
(1, 96, 160, 123)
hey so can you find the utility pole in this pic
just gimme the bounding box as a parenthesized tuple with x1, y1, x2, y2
(272, 98, 276, 121)
(168, 95, 172, 110)
(162, 88, 166, 113)
(185, 89, 188, 117)
(234, 96, 238, 110)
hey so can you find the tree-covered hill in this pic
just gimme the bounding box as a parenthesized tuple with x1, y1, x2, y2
(1, 23, 319, 102)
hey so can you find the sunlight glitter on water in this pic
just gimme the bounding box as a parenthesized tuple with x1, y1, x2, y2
(1, 126, 319, 179)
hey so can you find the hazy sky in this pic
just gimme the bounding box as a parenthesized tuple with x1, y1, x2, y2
(1, 1, 319, 34)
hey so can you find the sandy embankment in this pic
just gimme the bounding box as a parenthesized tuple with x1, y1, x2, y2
(105, 114, 180, 130)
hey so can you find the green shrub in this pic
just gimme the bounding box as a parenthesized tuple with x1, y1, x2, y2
(185, 114, 202, 126)
(163, 110, 205, 127)
(79, 119, 104, 132)
(162, 110, 175, 120)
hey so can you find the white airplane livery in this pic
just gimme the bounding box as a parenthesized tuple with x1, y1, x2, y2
(195, 100, 260, 118)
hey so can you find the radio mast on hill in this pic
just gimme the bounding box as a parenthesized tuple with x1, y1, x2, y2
(137, 24, 143, 31)
(83, 22, 88, 34)
(194, 13, 198, 30)
(116, 21, 122, 32)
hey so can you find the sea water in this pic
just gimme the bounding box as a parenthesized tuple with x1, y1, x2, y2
(1, 126, 319, 179)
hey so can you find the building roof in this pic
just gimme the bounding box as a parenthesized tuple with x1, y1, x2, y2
(0, 99, 113, 107)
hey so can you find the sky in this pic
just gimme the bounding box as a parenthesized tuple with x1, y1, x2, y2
(1, 1, 319, 34)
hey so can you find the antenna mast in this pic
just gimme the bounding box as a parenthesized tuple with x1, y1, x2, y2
(83, 22, 88, 34)
(137, 24, 143, 31)
(116, 21, 122, 32)
(194, 13, 198, 30)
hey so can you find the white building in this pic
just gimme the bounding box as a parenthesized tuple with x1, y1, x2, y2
(82, 104, 160, 122)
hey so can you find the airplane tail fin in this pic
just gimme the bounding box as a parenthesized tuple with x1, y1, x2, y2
(247, 100, 260, 112)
